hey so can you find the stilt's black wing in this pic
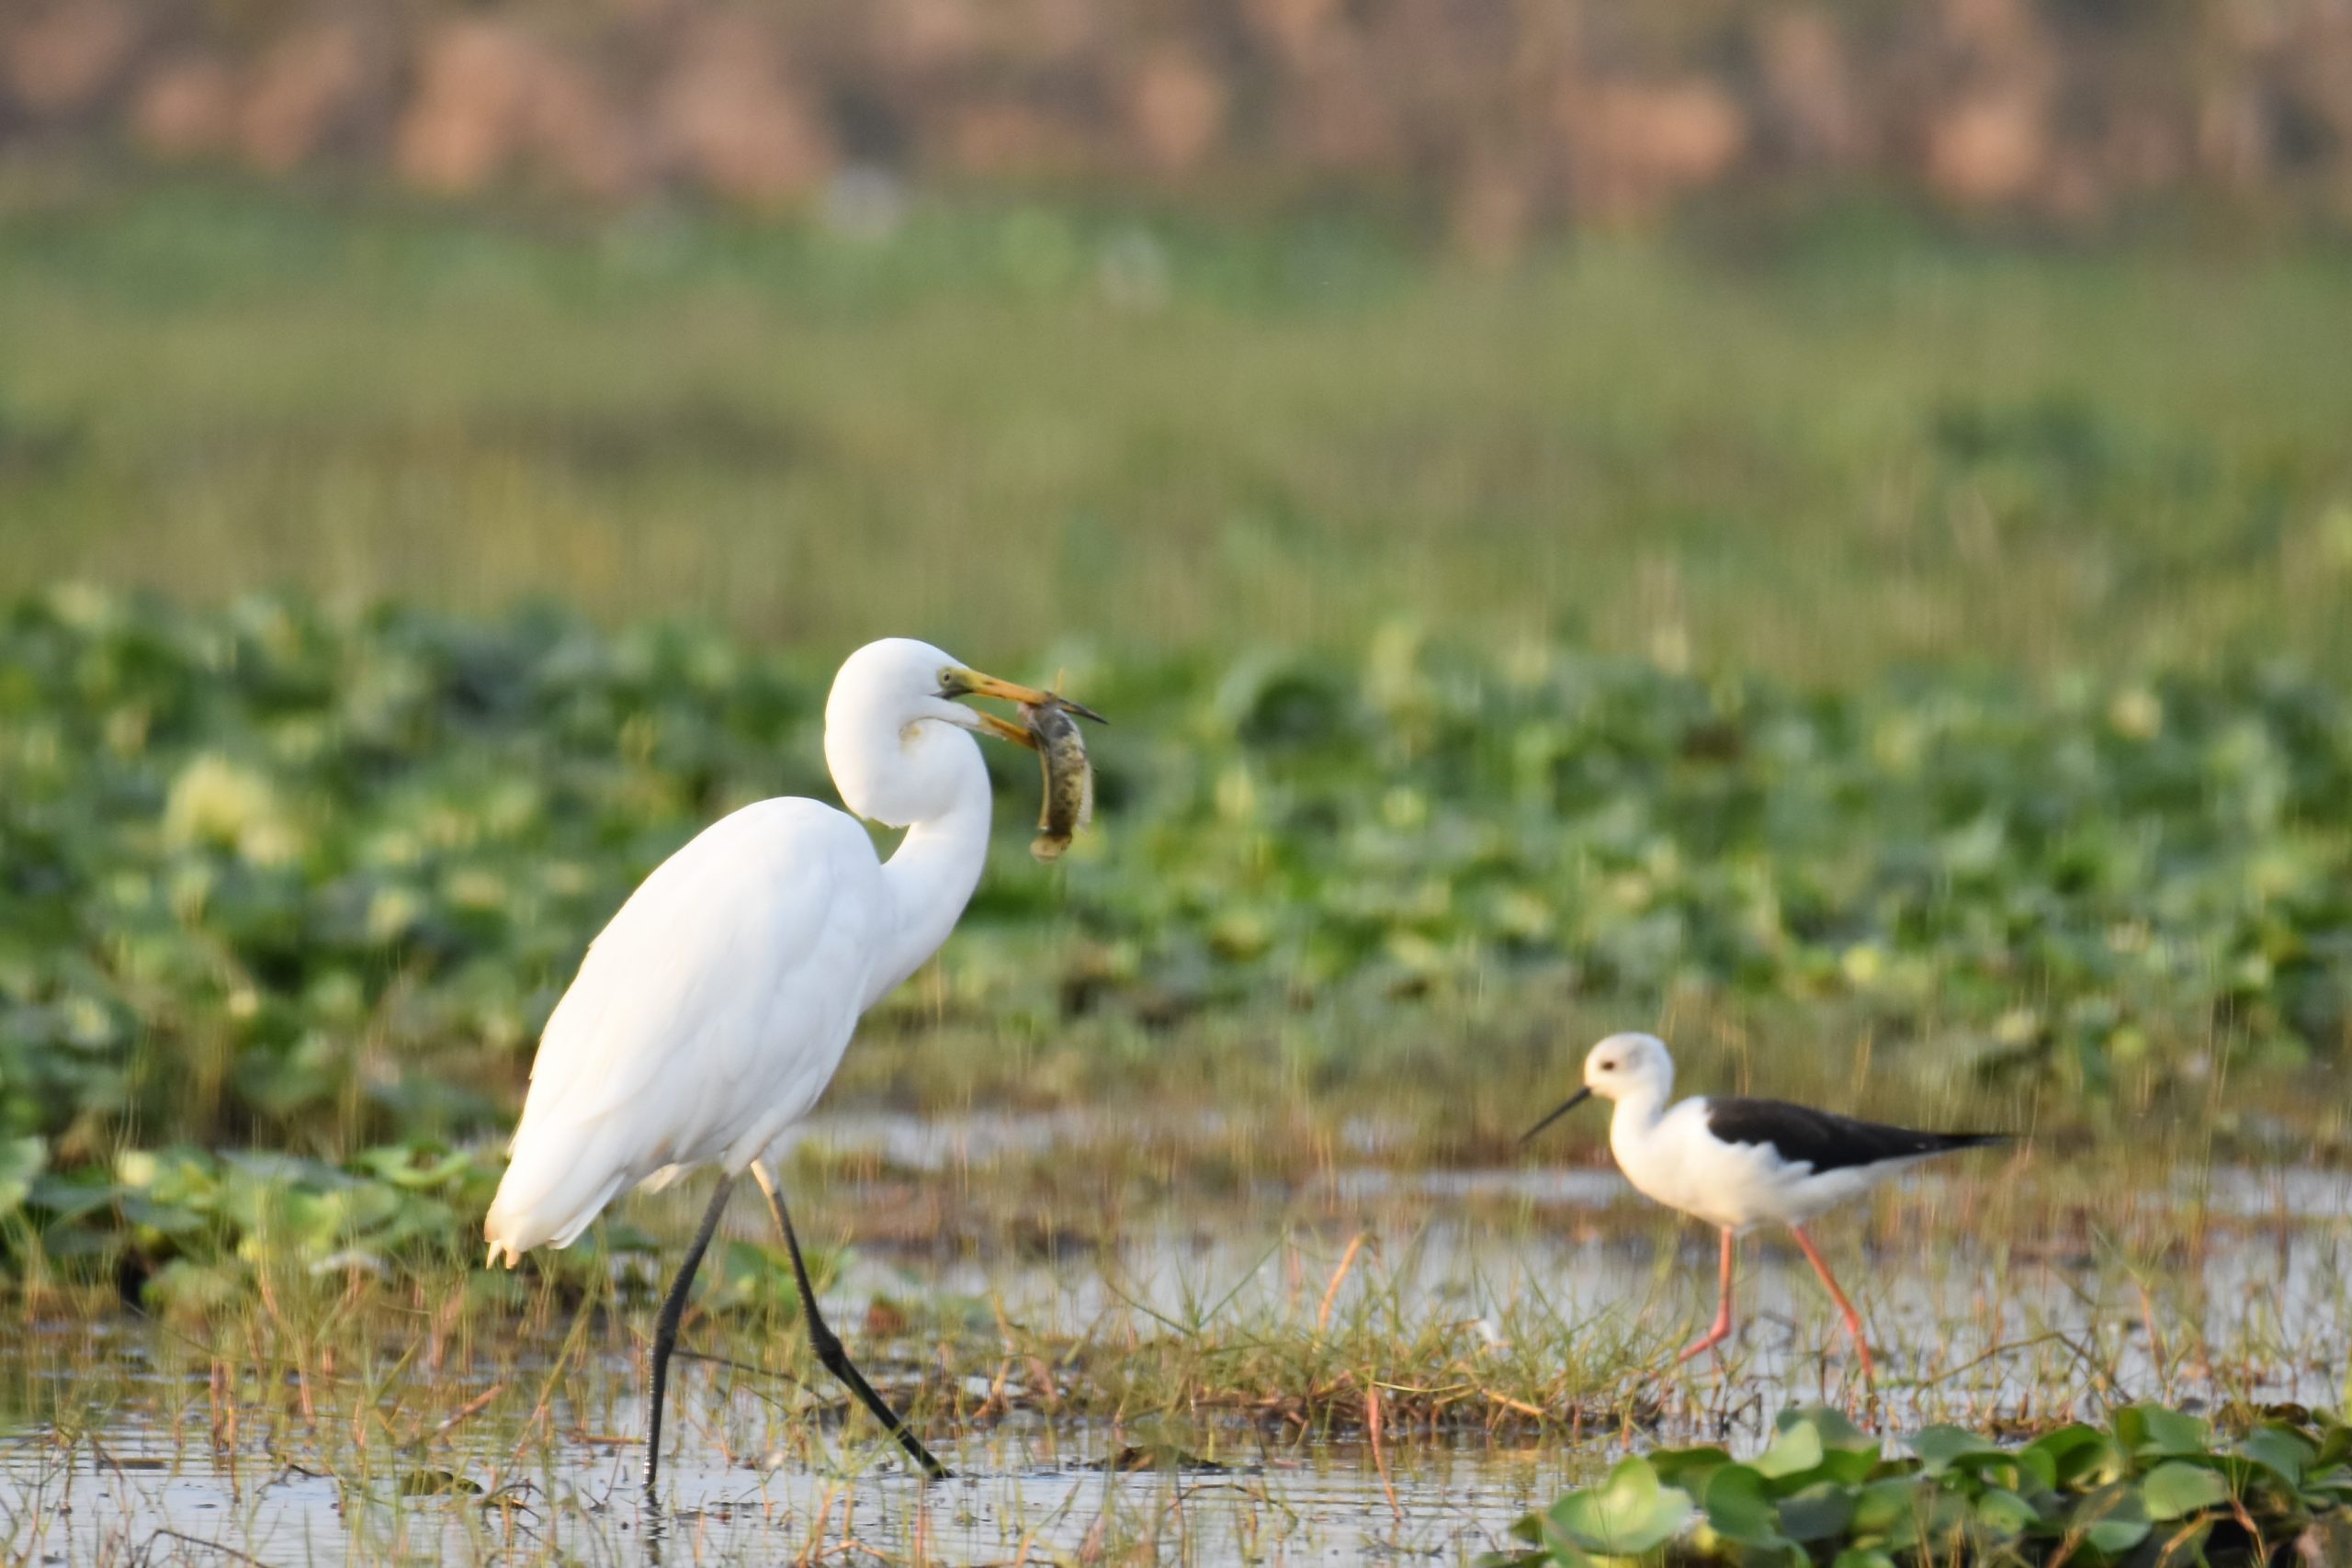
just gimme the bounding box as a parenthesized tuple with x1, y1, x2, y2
(1703, 1098, 2008, 1174)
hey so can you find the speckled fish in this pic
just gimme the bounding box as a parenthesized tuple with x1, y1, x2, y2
(1023, 698, 1098, 861)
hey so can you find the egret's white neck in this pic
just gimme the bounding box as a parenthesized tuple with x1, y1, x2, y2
(865, 745, 994, 1008)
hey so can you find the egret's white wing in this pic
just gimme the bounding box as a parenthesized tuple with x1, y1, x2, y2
(484, 797, 886, 1261)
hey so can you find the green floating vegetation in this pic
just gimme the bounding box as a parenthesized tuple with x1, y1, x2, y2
(0, 1131, 854, 1315)
(1492, 1404, 2352, 1567)
(4, 589, 2352, 1188)
(0, 1134, 499, 1300)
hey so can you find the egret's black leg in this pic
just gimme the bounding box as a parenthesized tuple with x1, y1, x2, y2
(752, 1163, 950, 1478)
(644, 1176, 736, 1495)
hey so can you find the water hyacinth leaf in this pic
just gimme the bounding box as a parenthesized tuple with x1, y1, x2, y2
(2009, 1438, 2060, 1493)
(28, 1172, 119, 1226)
(2314, 1424, 2352, 1471)
(2239, 1425, 2313, 1490)
(1776, 1480, 1856, 1541)
(1909, 1425, 2009, 1476)
(2140, 1461, 2232, 1520)
(0, 1135, 46, 1213)
(134, 1152, 223, 1208)
(1544, 1458, 1694, 1557)
(40, 1222, 120, 1260)
(2116, 1404, 2211, 1458)
(1763, 1406, 1880, 1485)
(353, 1144, 484, 1190)
(2026, 1425, 2126, 1490)
(1752, 1420, 1826, 1482)
(1828, 1552, 1899, 1568)
(1521, 1522, 1600, 1567)
(1852, 1478, 1973, 1553)
(2072, 1482, 2153, 1553)
(2304, 1464, 2352, 1507)
(1510, 1408, 2352, 1567)
(1787, 1405, 1878, 1455)
(1847, 1476, 1928, 1540)
(1699, 1464, 1792, 1549)
(1973, 1485, 2040, 1539)
(120, 1195, 207, 1235)
(1649, 1445, 1733, 1491)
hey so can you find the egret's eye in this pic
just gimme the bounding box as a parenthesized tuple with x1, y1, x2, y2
(1598, 1058, 1616, 1071)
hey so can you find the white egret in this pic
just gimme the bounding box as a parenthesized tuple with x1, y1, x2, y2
(483, 637, 1100, 1488)
(1522, 1032, 2009, 1381)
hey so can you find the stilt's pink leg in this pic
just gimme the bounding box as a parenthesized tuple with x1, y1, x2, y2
(1676, 1228, 1737, 1364)
(1789, 1224, 1877, 1383)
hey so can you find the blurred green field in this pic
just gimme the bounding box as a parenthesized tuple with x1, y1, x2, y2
(4, 186, 2352, 1542)
(4, 182, 2351, 681)
(6, 592, 2352, 1282)
(3, 180, 2352, 1290)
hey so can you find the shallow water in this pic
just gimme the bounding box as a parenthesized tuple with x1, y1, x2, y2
(4, 1415, 1589, 1565)
(5, 1128, 2348, 1564)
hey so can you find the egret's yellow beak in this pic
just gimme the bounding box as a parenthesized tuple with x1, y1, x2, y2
(937, 667, 1107, 748)
(970, 712, 1040, 750)
(940, 666, 1048, 704)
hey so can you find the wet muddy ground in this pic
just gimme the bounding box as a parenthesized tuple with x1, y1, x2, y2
(4, 1113, 2346, 1564)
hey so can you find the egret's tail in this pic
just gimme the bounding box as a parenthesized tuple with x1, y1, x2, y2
(482, 1121, 632, 1268)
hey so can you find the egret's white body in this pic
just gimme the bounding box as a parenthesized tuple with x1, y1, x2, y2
(485, 639, 1006, 1263)
(484, 798, 958, 1258)
(481, 637, 1085, 1486)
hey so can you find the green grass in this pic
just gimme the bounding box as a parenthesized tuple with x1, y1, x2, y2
(0, 181, 2347, 1558)
(8, 592, 2352, 1207)
(1, 1140, 2342, 1564)
(2, 180, 2350, 681)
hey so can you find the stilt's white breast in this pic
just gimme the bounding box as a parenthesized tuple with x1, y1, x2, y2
(1611, 1099, 1918, 1231)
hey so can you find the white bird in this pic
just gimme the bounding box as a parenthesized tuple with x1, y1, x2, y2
(482, 637, 1099, 1489)
(1522, 1032, 2008, 1382)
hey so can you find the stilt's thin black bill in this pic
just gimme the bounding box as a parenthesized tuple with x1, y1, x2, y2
(1521, 1086, 1593, 1145)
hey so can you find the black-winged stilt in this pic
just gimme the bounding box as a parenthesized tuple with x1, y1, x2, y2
(1522, 1032, 2010, 1382)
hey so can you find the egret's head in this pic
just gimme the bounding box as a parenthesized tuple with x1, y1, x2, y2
(824, 637, 1096, 827)
(1521, 1032, 1674, 1144)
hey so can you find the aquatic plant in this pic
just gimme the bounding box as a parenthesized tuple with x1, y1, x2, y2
(1491, 1404, 2352, 1566)
(5, 590, 2352, 1275)
(7, 592, 2352, 1142)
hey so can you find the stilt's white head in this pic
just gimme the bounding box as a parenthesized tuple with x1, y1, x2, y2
(1521, 1031, 1675, 1145)
(1581, 1031, 1675, 1103)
